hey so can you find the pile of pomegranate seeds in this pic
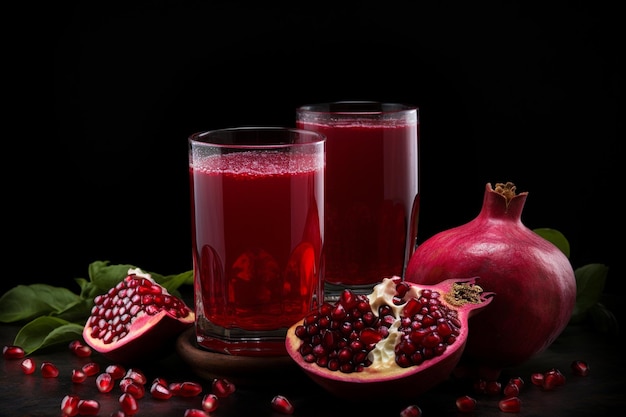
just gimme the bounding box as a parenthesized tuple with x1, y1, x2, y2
(2, 341, 591, 416)
(450, 361, 591, 414)
(2, 341, 299, 416)
(531, 367, 567, 391)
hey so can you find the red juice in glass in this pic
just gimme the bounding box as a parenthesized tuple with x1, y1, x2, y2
(189, 128, 324, 356)
(296, 102, 419, 297)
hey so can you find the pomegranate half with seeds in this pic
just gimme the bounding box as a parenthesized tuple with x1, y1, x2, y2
(285, 277, 494, 399)
(83, 269, 194, 364)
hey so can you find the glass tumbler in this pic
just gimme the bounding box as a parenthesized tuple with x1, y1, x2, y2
(296, 101, 419, 300)
(189, 127, 325, 356)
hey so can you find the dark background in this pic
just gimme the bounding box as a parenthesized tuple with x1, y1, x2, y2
(3, 2, 622, 297)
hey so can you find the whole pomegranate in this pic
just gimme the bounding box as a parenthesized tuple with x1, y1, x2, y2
(405, 182, 576, 377)
(285, 277, 494, 399)
(83, 269, 194, 364)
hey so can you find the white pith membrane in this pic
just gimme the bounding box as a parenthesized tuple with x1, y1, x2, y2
(84, 268, 194, 349)
(366, 278, 408, 370)
(290, 277, 489, 381)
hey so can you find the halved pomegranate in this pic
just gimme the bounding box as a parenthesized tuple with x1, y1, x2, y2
(83, 269, 194, 364)
(285, 277, 494, 399)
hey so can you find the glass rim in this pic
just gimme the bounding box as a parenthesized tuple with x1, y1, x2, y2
(296, 101, 418, 116)
(189, 126, 326, 149)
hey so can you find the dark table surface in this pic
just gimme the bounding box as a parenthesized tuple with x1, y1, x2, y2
(1, 320, 624, 417)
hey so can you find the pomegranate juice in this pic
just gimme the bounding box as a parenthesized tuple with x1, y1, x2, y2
(190, 150, 323, 355)
(297, 118, 419, 288)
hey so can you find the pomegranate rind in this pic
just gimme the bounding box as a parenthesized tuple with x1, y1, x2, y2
(285, 278, 494, 400)
(405, 182, 577, 373)
(84, 309, 194, 364)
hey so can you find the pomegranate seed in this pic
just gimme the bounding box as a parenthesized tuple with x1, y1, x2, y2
(271, 395, 295, 415)
(547, 368, 566, 383)
(82, 362, 100, 376)
(71, 343, 92, 357)
(20, 357, 36, 374)
(152, 376, 168, 386)
(530, 372, 544, 386)
(169, 381, 183, 395)
(110, 411, 126, 417)
(120, 377, 146, 398)
(498, 396, 521, 413)
(119, 393, 139, 415)
(455, 395, 477, 412)
(77, 399, 100, 415)
(503, 382, 520, 398)
(151, 381, 173, 400)
(473, 378, 487, 394)
(542, 368, 566, 390)
(201, 393, 219, 412)
(106, 364, 127, 379)
(571, 360, 590, 376)
(396, 281, 411, 297)
(176, 381, 203, 397)
(41, 361, 59, 377)
(125, 368, 147, 385)
(68, 340, 82, 350)
(485, 380, 502, 395)
(72, 369, 88, 383)
(3, 345, 25, 359)
(96, 372, 115, 393)
(399, 404, 423, 417)
(184, 409, 209, 417)
(508, 376, 524, 390)
(212, 378, 236, 397)
(61, 394, 81, 416)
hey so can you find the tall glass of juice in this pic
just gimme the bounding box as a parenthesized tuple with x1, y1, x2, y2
(189, 127, 325, 356)
(296, 101, 419, 300)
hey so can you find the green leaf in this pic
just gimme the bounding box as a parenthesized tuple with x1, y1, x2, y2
(54, 298, 93, 323)
(14, 316, 84, 355)
(30, 284, 84, 312)
(533, 228, 570, 258)
(157, 270, 193, 292)
(85, 260, 192, 294)
(88, 261, 138, 294)
(588, 302, 620, 336)
(0, 284, 82, 323)
(0, 286, 52, 322)
(76, 278, 100, 301)
(570, 263, 609, 321)
(182, 271, 194, 286)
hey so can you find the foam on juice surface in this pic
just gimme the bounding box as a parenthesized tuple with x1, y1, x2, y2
(193, 151, 322, 176)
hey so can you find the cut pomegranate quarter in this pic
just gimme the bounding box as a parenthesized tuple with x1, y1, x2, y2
(82, 269, 194, 364)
